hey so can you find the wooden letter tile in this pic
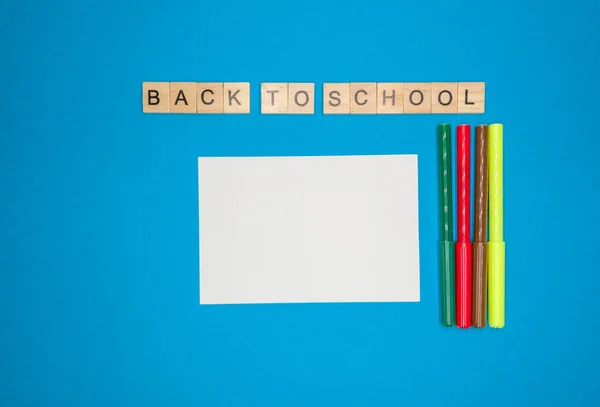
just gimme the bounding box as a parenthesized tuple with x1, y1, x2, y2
(404, 83, 431, 114)
(196, 83, 224, 114)
(288, 83, 314, 114)
(377, 83, 404, 114)
(431, 82, 458, 114)
(143, 82, 170, 113)
(261, 83, 288, 114)
(223, 82, 250, 114)
(458, 82, 485, 113)
(350, 83, 377, 114)
(169, 82, 196, 113)
(323, 83, 350, 114)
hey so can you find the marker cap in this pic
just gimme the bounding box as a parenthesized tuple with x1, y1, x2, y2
(439, 241, 455, 327)
(455, 241, 472, 328)
(488, 242, 505, 328)
(472, 242, 487, 327)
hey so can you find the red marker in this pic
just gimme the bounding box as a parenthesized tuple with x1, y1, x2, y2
(456, 124, 472, 328)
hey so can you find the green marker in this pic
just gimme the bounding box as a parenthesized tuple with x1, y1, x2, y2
(437, 124, 455, 326)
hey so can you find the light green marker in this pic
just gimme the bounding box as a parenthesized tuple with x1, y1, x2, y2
(488, 124, 505, 328)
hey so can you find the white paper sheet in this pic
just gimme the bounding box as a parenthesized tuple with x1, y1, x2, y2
(198, 155, 420, 304)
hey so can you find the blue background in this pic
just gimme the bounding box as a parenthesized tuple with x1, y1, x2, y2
(1, 0, 599, 405)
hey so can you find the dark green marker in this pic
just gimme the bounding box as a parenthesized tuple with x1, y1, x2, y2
(437, 124, 456, 327)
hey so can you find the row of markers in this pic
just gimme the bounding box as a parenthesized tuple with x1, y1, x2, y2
(437, 123, 505, 329)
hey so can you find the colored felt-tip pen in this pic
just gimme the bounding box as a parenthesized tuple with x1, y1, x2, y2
(437, 124, 455, 327)
(488, 123, 505, 328)
(472, 125, 488, 328)
(456, 124, 472, 329)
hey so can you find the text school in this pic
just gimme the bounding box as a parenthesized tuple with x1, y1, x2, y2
(142, 82, 485, 114)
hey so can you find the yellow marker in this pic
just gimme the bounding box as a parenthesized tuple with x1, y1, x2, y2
(488, 124, 505, 328)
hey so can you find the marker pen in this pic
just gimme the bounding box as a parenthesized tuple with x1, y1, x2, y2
(437, 124, 455, 327)
(472, 125, 488, 328)
(456, 124, 472, 328)
(488, 123, 505, 328)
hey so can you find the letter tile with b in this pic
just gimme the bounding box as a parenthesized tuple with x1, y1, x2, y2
(143, 82, 170, 113)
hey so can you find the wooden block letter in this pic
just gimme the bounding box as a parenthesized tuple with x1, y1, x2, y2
(431, 82, 458, 114)
(350, 83, 377, 114)
(261, 83, 288, 114)
(170, 82, 196, 113)
(169, 82, 196, 113)
(196, 83, 224, 114)
(377, 83, 404, 114)
(288, 83, 314, 114)
(323, 83, 350, 114)
(458, 82, 485, 113)
(404, 83, 431, 114)
(143, 82, 170, 113)
(223, 82, 250, 114)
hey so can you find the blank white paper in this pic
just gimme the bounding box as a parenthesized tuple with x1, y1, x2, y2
(198, 155, 420, 304)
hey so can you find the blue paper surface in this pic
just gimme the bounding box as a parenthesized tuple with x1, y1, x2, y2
(1, 0, 599, 406)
